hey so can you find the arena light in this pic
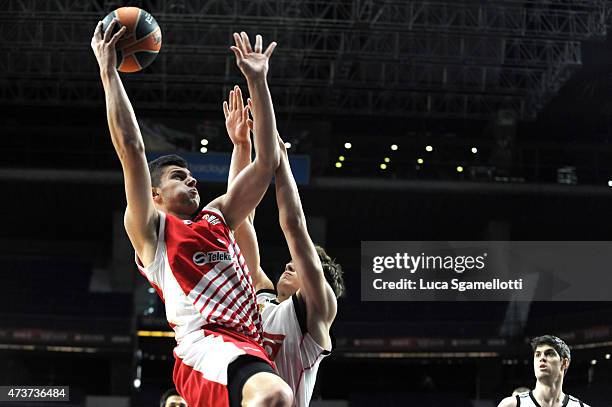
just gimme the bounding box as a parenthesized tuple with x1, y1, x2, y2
(384, 157, 390, 163)
(335, 162, 342, 168)
(608, 180, 612, 187)
(380, 163, 387, 170)
(147, 287, 155, 294)
(338, 156, 345, 162)
(391, 144, 398, 151)
(606, 354, 610, 360)
(457, 166, 464, 173)
(137, 330, 175, 337)
(344, 142, 352, 149)
(471, 147, 478, 154)
(417, 158, 424, 164)
(200, 147, 208, 154)
(591, 359, 597, 365)
(133, 379, 141, 389)
(425, 145, 433, 152)
(200, 138, 208, 146)
(284, 142, 292, 149)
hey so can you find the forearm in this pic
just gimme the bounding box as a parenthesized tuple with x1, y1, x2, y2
(228, 141, 252, 188)
(101, 69, 144, 158)
(247, 78, 279, 170)
(275, 155, 306, 231)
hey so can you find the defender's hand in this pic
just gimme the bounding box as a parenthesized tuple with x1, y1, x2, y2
(230, 32, 277, 80)
(223, 85, 252, 146)
(91, 19, 126, 74)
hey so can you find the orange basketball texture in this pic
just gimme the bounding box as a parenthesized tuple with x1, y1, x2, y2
(102, 7, 162, 73)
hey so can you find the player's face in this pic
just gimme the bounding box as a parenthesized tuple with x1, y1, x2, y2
(164, 395, 187, 407)
(533, 345, 565, 381)
(155, 166, 200, 217)
(277, 261, 300, 298)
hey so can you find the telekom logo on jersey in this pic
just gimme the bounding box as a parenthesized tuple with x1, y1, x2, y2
(192, 251, 232, 266)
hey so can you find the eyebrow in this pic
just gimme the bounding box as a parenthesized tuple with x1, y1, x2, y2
(169, 169, 191, 177)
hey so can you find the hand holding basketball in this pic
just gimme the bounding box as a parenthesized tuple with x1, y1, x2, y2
(91, 19, 126, 74)
(231, 32, 277, 80)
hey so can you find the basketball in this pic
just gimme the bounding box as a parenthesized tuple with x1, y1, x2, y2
(101, 7, 162, 73)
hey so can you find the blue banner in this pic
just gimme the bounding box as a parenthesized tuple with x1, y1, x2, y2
(146, 152, 310, 185)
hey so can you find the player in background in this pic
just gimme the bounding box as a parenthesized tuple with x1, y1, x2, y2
(498, 335, 589, 407)
(223, 93, 345, 406)
(160, 388, 188, 407)
(91, 20, 292, 407)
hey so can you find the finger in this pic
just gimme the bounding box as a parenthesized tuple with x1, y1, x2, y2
(109, 26, 126, 46)
(104, 19, 117, 43)
(230, 46, 244, 62)
(247, 98, 253, 110)
(242, 105, 248, 121)
(263, 41, 277, 58)
(94, 21, 103, 40)
(255, 34, 263, 53)
(235, 86, 244, 109)
(247, 119, 253, 131)
(240, 32, 253, 54)
(229, 90, 235, 111)
(223, 101, 229, 119)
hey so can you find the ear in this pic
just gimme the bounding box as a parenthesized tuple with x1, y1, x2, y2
(152, 187, 161, 202)
(561, 358, 570, 374)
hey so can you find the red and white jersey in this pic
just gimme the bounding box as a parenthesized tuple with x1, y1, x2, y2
(257, 291, 330, 407)
(136, 207, 263, 346)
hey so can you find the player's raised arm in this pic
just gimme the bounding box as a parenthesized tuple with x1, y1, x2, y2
(223, 89, 273, 290)
(91, 20, 158, 264)
(211, 32, 280, 230)
(275, 136, 337, 324)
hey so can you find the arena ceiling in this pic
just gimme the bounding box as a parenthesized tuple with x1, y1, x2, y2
(2, 0, 611, 120)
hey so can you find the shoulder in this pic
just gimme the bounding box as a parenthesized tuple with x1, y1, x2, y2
(497, 396, 518, 407)
(568, 394, 589, 407)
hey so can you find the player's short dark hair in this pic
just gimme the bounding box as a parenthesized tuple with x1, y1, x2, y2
(159, 388, 181, 407)
(315, 245, 345, 298)
(531, 335, 571, 363)
(148, 154, 189, 188)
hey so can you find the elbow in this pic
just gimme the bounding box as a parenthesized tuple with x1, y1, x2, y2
(279, 211, 305, 235)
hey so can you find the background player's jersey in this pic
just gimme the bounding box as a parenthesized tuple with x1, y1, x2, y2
(136, 207, 263, 345)
(257, 291, 330, 407)
(515, 391, 589, 407)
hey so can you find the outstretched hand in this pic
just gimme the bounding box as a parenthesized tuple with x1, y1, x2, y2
(91, 19, 126, 73)
(230, 32, 277, 80)
(223, 85, 252, 145)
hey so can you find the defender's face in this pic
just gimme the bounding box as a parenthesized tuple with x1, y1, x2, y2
(164, 395, 187, 407)
(277, 261, 300, 299)
(155, 166, 200, 216)
(534, 345, 565, 380)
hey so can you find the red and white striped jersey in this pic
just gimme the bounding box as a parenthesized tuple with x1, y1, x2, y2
(136, 207, 263, 346)
(257, 291, 330, 407)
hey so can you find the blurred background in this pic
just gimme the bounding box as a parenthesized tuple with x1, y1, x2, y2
(1, 0, 612, 406)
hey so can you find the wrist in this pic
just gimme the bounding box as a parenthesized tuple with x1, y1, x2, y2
(233, 140, 252, 149)
(246, 76, 268, 86)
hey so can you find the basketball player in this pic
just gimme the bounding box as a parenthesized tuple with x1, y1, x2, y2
(160, 388, 188, 407)
(223, 94, 344, 406)
(498, 335, 589, 407)
(91, 21, 292, 407)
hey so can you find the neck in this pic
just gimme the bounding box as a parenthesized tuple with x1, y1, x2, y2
(533, 377, 564, 405)
(276, 292, 290, 303)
